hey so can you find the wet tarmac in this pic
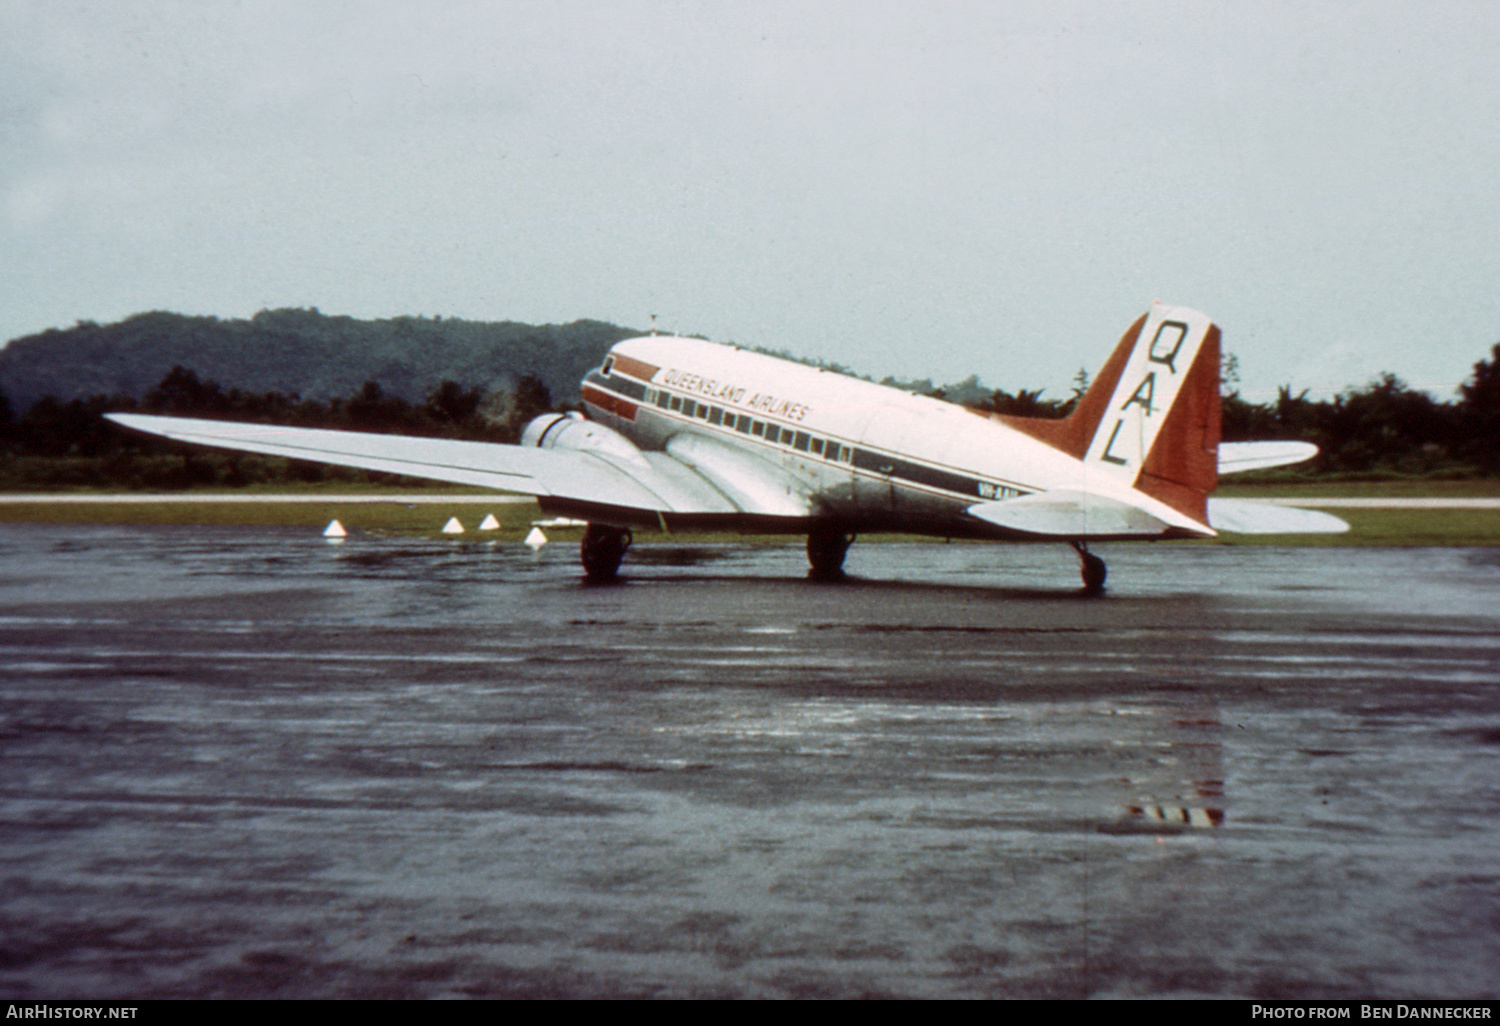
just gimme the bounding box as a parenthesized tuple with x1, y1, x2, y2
(0, 525, 1496, 999)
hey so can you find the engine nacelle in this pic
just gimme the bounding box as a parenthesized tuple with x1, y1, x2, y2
(520, 412, 652, 471)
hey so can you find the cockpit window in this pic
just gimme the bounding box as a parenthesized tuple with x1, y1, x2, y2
(602, 356, 615, 376)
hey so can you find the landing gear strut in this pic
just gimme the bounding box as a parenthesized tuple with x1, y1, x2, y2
(807, 523, 856, 580)
(1071, 540, 1107, 595)
(581, 524, 632, 582)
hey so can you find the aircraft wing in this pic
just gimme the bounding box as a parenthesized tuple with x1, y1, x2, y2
(1218, 441, 1318, 475)
(105, 413, 771, 518)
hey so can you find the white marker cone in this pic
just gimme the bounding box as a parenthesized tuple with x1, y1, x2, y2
(524, 527, 547, 548)
(479, 514, 500, 531)
(442, 517, 464, 534)
(323, 519, 347, 538)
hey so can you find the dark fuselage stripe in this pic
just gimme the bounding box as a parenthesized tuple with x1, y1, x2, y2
(610, 353, 659, 383)
(581, 383, 638, 421)
(587, 370, 648, 402)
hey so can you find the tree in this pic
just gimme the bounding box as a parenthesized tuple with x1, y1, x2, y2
(1458, 343, 1500, 472)
(1318, 373, 1457, 474)
(1069, 367, 1091, 402)
(342, 381, 414, 433)
(144, 366, 227, 416)
(504, 374, 554, 440)
(423, 380, 484, 432)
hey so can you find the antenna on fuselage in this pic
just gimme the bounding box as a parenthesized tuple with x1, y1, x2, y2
(649, 313, 658, 336)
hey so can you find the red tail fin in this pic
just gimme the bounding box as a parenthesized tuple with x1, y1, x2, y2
(997, 304, 1221, 525)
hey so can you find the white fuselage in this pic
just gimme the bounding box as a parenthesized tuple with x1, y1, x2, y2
(578, 336, 1097, 537)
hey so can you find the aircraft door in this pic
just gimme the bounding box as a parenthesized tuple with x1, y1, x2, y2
(851, 450, 897, 515)
(852, 400, 925, 519)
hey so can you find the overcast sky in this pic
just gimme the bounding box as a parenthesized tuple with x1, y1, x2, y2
(4, 0, 1498, 401)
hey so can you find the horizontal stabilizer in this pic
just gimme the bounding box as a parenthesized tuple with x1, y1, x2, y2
(968, 490, 1187, 538)
(1207, 498, 1349, 534)
(1218, 441, 1318, 475)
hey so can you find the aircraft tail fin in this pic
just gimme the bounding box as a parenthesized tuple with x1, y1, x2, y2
(998, 303, 1221, 526)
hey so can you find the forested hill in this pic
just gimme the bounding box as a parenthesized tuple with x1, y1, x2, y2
(3, 309, 1498, 482)
(0, 309, 639, 410)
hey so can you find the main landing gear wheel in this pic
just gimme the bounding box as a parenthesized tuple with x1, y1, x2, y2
(581, 524, 632, 582)
(806, 524, 856, 580)
(1071, 540, 1107, 596)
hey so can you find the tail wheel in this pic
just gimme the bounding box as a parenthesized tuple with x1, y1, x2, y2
(581, 524, 632, 581)
(1071, 540, 1107, 595)
(1080, 552, 1107, 594)
(807, 524, 856, 579)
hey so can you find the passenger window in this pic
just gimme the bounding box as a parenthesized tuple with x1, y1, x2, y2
(809, 438, 824, 457)
(669, 395, 682, 412)
(735, 416, 751, 434)
(793, 432, 810, 452)
(709, 407, 723, 426)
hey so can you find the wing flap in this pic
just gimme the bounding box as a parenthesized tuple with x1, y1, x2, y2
(664, 434, 814, 517)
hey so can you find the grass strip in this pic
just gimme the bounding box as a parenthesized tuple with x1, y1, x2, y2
(1, 497, 1497, 546)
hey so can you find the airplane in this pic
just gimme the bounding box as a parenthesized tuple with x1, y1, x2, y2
(107, 302, 1346, 592)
